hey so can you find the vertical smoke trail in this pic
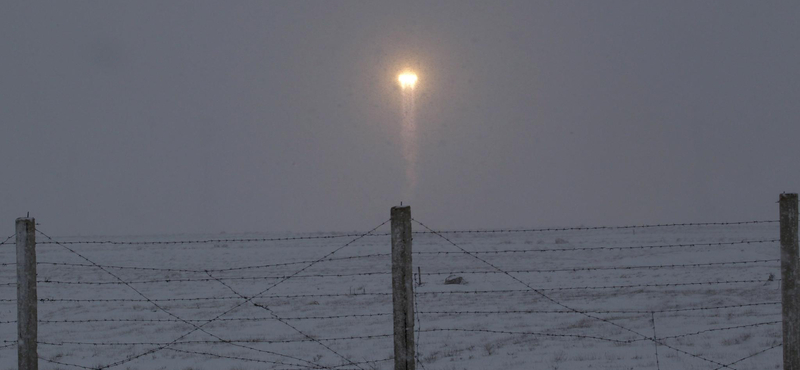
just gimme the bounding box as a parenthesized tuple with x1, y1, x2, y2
(401, 87, 417, 199)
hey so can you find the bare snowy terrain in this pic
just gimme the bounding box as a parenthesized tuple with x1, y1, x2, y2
(0, 221, 782, 370)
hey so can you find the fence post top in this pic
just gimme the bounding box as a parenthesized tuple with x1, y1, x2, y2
(15, 217, 34, 223)
(391, 205, 411, 212)
(780, 193, 798, 201)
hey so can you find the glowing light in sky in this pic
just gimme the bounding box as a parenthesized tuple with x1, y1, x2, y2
(398, 71, 418, 200)
(398, 73, 418, 89)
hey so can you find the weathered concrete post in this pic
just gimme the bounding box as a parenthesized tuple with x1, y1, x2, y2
(17, 217, 37, 370)
(781, 194, 799, 370)
(391, 206, 415, 370)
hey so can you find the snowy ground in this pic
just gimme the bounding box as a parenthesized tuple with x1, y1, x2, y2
(0, 221, 783, 370)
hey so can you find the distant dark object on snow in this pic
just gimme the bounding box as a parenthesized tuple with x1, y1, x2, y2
(765, 273, 775, 286)
(445, 275, 465, 285)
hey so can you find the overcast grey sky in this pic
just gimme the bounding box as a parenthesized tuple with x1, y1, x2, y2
(2, 1, 798, 236)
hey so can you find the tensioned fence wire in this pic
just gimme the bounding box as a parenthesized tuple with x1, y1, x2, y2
(408, 217, 781, 369)
(23, 220, 393, 370)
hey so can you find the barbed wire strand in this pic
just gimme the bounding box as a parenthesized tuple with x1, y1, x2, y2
(39, 346, 309, 369)
(26, 283, 778, 304)
(36, 229, 324, 370)
(0, 233, 15, 246)
(28, 219, 779, 247)
(30, 259, 777, 286)
(24, 237, 774, 272)
(418, 260, 778, 274)
(414, 239, 778, 255)
(412, 220, 778, 235)
(37, 334, 394, 347)
(412, 218, 737, 369)
(418, 321, 782, 344)
(0, 312, 393, 325)
(413, 321, 782, 346)
(641, 321, 781, 342)
(419, 328, 626, 344)
(654, 301, 780, 314)
(329, 356, 395, 369)
(0, 241, 781, 275)
(652, 312, 661, 370)
(9, 276, 771, 289)
(534, 279, 778, 292)
(88, 219, 389, 370)
(205, 270, 365, 370)
(33, 252, 391, 273)
(164, 347, 358, 370)
(416, 302, 781, 316)
(711, 342, 782, 370)
(1, 306, 782, 326)
(38, 232, 389, 245)
(167, 348, 392, 370)
(39, 356, 97, 370)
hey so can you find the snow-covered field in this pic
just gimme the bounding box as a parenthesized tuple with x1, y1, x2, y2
(0, 221, 783, 370)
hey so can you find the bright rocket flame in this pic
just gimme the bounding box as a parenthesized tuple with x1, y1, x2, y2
(398, 73, 418, 88)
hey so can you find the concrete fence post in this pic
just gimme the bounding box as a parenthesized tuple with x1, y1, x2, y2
(781, 194, 799, 370)
(17, 217, 38, 370)
(391, 206, 415, 370)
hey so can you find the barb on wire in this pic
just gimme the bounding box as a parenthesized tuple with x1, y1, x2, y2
(205, 270, 365, 370)
(36, 229, 323, 370)
(414, 239, 778, 255)
(411, 220, 778, 235)
(412, 218, 737, 369)
(90, 219, 389, 370)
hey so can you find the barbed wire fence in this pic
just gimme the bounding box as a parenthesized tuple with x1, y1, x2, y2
(1, 197, 797, 370)
(407, 215, 785, 370)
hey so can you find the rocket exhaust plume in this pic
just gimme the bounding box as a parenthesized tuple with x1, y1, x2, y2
(398, 72, 418, 198)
